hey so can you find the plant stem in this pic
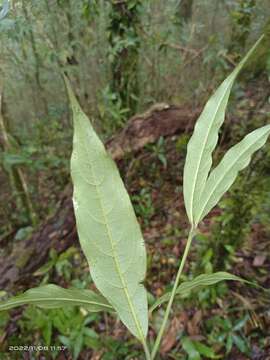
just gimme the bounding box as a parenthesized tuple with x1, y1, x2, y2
(151, 227, 195, 359)
(142, 338, 152, 360)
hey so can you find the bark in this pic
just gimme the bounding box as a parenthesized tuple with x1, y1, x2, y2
(176, 0, 193, 30)
(21, 0, 48, 116)
(108, 0, 141, 113)
(178, 0, 193, 23)
(0, 103, 199, 290)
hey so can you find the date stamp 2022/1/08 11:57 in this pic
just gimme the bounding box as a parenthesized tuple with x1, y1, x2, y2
(8, 345, 67, 352)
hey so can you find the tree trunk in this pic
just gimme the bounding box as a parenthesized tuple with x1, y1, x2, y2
(175, 0, 193, 31)
(178, 0, 193, 22)
(21, 0, 48, 117)
(229, 0, 256, 61)
(108, 0, 142, 114)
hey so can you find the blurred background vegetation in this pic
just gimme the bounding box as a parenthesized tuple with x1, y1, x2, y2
(0, 0, 270, 359)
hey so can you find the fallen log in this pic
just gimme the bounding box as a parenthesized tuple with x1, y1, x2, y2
(0, 103, 199, 291)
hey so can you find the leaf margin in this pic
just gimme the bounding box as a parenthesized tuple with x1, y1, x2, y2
(150, 272, 246, 312)
(0, 284, 113, 312)
(183, 35, 264, 226)
(196, 124, 270, 223)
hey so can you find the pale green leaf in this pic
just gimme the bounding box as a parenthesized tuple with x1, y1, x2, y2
(196, 124, 270, 223)
(0, 284, 113, 312)
(65, 77, 148, 341)
(183, 36, 264, 226)
(0, 0, 9, 21)
(150, 272, 245, 312)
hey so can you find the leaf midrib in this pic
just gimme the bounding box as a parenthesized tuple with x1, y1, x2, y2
(79, 118, 145, 341)
(0, 297, 113, 310)
(188, 80, 232, 223)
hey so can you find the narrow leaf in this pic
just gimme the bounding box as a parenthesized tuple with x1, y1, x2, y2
(65, 77, 148, 341)
(193, 341, 218, 359)
(150, 272, 245, 312)
(196, 124, 270, 223)
(183, 36, 264, 226)
(0, 284, 113, 312)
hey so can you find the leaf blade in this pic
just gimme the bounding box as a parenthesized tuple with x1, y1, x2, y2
(150, 272, 245, 312)
(196, 124, 270, 222)
(65, 78, 148, 341)
(0, 284, 113, 312)
(183, 36, 264, 226)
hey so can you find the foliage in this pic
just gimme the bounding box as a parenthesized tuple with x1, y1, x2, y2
(182, 337, 218, 360)
(1, 37, 269, 360)
(132, 188, 155, 226)
(150, 272, 245, 312)
(183, 36, 266, 226)
(206, 313, 251, 355)
(229, 0, 257, 60)
(107, 0, 142, 115)
(1, 0, 270, 236)
(17, 306, 102, 360)
(66, 75, 148, 344)
(0, 0, 9, 20)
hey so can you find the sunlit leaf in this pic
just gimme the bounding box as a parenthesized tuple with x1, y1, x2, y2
(65, 77, 148, 341)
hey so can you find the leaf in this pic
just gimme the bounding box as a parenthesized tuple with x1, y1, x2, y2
(182, 337, 201, 360)
(193, 341, 219, 359)
(183, 36, 264, 226)
(0, 0, 9, 20)
(196, 124, 270, 223)
(232, 334, 248, 354)
(64, 77, 148, 341)
(0, 284, 113, 312)
(150, 272, 245, 312)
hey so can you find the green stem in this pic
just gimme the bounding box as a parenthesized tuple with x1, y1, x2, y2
(142, 338, 151, 360)
(151, 227, 195, 359)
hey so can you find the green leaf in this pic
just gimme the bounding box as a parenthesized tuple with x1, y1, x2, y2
(0, 284, 113, 312)
(150, 272, 245, 312)
(197, 124, 270, 222)
(183, 36, 264, 226)
(193, 341, 219, 359)
(226, 334, 233, 354)
(64, 77, 148, 341)
(232, 334, 248, 354)
(0, 0, 9, 20)
(74, 333, 84, 360)
(182, 337, 201, 360)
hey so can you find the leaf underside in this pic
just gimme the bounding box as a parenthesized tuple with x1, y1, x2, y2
(0, 284, 113, 312)
(183, 36, 264, 226)
(196, 124, 270, 223)
(65, 77, 148, 341)
(150, 272, 245, 312)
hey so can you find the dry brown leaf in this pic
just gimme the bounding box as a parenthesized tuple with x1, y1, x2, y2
(253, 254, 266, 267)
(187, 310, 202, 336)
(161, 312, 188, 354)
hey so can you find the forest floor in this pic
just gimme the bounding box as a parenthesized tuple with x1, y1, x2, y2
(1, 78, 270, 359)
